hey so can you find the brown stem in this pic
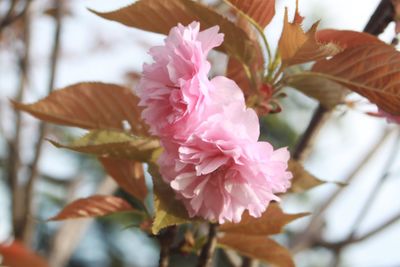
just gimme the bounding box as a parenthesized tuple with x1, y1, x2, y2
(8, 2, 31, 238)
(241, 257, 253, 267)
(197, 223, 218, 267)
(157, 226, 176, 267)
(18, 0, 64, 242)
(292, 105, 329, 161)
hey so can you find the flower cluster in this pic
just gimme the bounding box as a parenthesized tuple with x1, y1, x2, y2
(137, 22, 292, 223)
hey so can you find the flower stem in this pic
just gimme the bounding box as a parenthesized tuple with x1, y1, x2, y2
(197, 223, 218, 267)
(157, 226, 176, 267)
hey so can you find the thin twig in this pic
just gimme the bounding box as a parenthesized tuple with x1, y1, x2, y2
(19, 0, 64, 242)
(347, 131, 400, 239)
(197, 223, 218, 267)
(290, 128, 394, 252)
(157, 226, 176, 267)
(292, 105, 329, 161)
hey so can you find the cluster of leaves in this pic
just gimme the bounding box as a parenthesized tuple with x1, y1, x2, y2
(7, 0, 400, 266)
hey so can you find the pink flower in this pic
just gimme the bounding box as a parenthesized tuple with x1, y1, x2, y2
(158, 102, 292, 223)
(139, 22, 292, 224)
(137, 22, 224, 139)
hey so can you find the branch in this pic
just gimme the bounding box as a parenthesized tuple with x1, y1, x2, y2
(197, 223, 218, 267)
(292, 105, 329, 161)
(18, 0, 64, 242)
(157, 226, 176, 267)
(8, 2, 31, 239)
(0, 0, 31, 32)
(346, 131, 400, 239)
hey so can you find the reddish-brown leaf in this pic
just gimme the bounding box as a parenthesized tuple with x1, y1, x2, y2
(90, 0, 256, 65)
(316, 29, 383, 49)
(278, 3, 340, 66)
(226, 16, 264, 95)
(313, 43, 400, 115)
(226, 0, 275, 28)
(285, 72, 348, 108)
(100, 158, 147, 202)
(12, 82, 148, 135)
(220, 203, 308, 235)
(218, 233, 295, 267)
(49, 195, 133, 221)
(288, 159, 324, 193)
(0, 241, 49, 267)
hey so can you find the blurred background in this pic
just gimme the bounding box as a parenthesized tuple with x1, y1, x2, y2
(0, 0, 399, 266)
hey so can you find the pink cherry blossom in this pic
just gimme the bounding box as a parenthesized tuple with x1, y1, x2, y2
(158, 102, 292, 223)
(137, 22, 224, 139)
(139, 22, 292, 223)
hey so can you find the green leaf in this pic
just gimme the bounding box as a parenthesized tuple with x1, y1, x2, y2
(12, 82, 148, 135)
(50, 130, 159, 162)
(219, 203, 309, 235)
(148, 163, 194, 235)
(90, 0, 256, 65)
(284, 72, 348, 108)
(288, 160, 324, 193)
(218, 233, 295, 267)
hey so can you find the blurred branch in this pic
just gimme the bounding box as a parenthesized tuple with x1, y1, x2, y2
(19, 0, 64, 243)
(0, 0, 31, 32)
(197, 223, 218, 267)
(315, 210, 400, 250)
(7, 2, 31, 239)
(347, 131, 400, 239)
(290, 128, 394, 252)
(292, 105, 329, 161)
(157, 226, 176, 267)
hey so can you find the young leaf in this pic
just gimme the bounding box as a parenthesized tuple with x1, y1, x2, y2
(277, 4, 340, 67)
(288, 160, 324, 193)
(284, 72, 348, 108)
(312, 43, 400, 115)
(226, 16, 264, 95)
(12, 82, 148, 135)
(49, 130, 159, 162)
(0, 241, 49, 267)
(148, 163, 194, 235)
(100, 158, 147, 202)
(49, 195, 133, 221)
(90, 0, 256, 65)
(218, 233, 295, 267)
(316, 29, 383, 49)
(225, 0, 276, 29)
(219, 203, 309, 235)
